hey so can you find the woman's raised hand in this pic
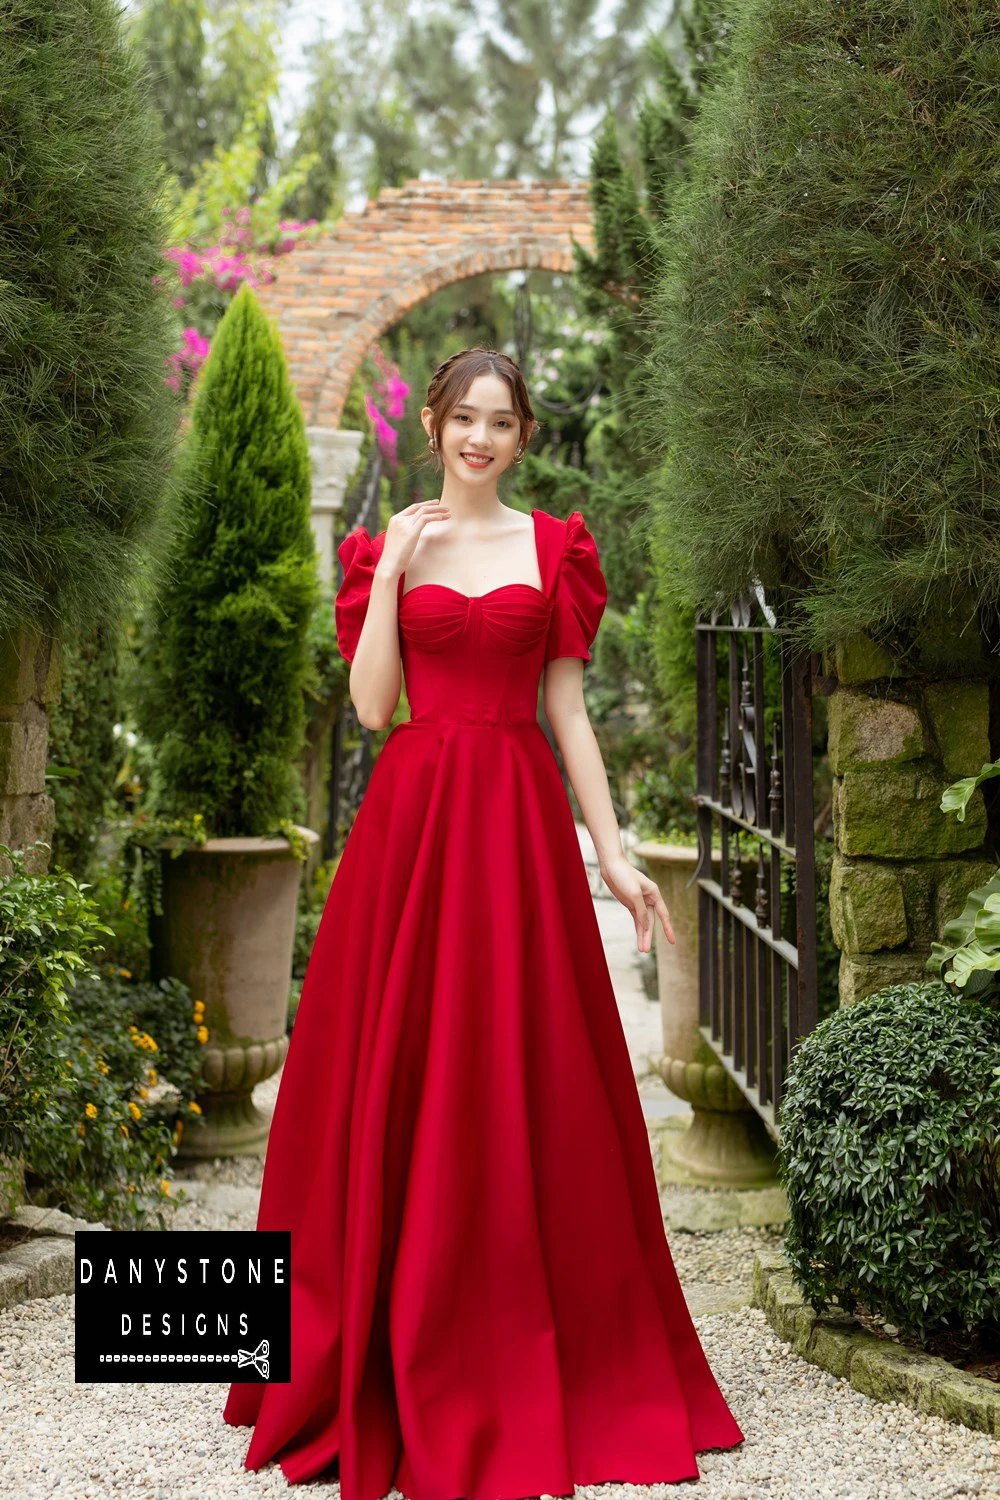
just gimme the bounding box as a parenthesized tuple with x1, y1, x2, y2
(376, 500, 451, 580)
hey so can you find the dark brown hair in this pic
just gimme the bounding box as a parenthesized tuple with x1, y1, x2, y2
(422, 347, 541, 472)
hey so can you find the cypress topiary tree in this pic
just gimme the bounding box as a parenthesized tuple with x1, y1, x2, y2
(0, 0, 180, 865)
(135, 283, 319, 837)
(0, 0, 179, 636)
(643, 0, 1000, 654)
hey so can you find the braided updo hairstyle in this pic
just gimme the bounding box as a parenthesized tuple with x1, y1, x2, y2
(422, 347, 541, 473)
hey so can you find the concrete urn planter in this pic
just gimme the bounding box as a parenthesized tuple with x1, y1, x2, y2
(150, 826, 319, 1159)
(633, 840, 779, 1188)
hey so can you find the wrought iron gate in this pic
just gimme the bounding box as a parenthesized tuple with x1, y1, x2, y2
(694, 591, 819, 1138)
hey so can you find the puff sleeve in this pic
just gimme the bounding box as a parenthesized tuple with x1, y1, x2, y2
(334, 525, 375, 666)
(544, 511, 608, 664)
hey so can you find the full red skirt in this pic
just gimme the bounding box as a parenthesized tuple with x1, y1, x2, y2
(222, 718, 745, 1497)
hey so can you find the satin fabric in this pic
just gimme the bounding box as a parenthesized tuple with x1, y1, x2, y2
(222, 507, 745, 1496)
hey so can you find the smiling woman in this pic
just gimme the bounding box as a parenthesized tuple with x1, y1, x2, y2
(223, 348, 743, 1499)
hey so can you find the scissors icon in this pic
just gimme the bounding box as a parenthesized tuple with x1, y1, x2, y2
(237, 1337, 270, 1378)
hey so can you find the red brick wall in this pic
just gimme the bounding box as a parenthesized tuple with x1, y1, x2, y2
(257, 177, 595, 427)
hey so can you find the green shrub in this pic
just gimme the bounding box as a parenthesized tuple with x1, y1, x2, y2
(0, 842, 112, 1157)
(644, 0, 1000, 653)
(21, 968, 208, 1230)
(0, 0, 179, 637)
(135, 282, 319, 836)
(779, 981, 1000, 1342)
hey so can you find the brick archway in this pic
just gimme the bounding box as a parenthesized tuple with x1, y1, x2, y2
(258, 177, 595, 430)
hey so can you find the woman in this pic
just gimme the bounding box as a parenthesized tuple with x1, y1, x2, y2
(223, 347, 745, 1495)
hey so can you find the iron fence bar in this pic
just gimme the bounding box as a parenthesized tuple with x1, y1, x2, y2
(695, 799, 796, 859)
(696, 588, 818, 1133)
(698, 1024, 777, 1138)
(697, 878, 800, 966)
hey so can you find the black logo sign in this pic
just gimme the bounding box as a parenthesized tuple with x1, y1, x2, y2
(75, 1230, 290, 1383)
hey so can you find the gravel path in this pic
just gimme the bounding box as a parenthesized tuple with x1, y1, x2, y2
(2, 1286, 998, 1499)
(2, 1131, 998, 1500)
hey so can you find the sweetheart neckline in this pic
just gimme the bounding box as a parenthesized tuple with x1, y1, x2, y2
(400, 582, 549, 603)
(399, 507, 547, 604)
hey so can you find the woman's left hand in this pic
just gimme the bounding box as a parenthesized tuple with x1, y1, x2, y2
(600, 854, 675, 954)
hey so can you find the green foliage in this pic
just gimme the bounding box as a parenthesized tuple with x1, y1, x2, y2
(280, 35, 344, 224)
(927, 759, 1000, 1003)
(569, 2, 732, 784)
(779, 981, 1000, 1342)
(0, 0, 180, 636)
(940, 760, 1000, 825)
(135, 283, 319, 836)
(644, 0, 1000, 652)
(0, 842, 113, 1158)
(129, 0, 284, 194)
(20, 968, 208, 1230)
(46, 626, 126, 877)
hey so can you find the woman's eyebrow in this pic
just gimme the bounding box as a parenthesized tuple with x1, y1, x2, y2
(453, 402, 517, 416)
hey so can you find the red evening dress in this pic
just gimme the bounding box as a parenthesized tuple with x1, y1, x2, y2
(222, 506, 745, 1497)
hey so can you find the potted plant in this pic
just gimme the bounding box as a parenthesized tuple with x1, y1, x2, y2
(132, 282, 320, 1158)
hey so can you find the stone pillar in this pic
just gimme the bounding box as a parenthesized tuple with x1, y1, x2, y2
(306, 427, 366, 584)
(827, 635, 996, 1006)
(0, 627, 59, 875)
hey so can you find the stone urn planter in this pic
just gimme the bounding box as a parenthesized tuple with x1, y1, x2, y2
(633, 840, 779, 1188)
(150, 826, 319, 1159)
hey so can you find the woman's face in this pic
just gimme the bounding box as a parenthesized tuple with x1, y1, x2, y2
(422, 372, 522, 481)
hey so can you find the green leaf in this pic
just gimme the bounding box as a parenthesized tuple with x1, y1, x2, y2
(940, 761, 1000, 822)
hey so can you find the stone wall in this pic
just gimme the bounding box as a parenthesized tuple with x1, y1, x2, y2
(826, 633, 997, 1005)
(0, 628, 59, 874)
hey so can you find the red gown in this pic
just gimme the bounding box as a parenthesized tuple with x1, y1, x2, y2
(222, 506, 745, 1496)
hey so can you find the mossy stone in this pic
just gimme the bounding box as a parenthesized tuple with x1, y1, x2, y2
(828, 691, 924, 774)
(924, 680, 991, 779)
(829, 856, 908, 953)
(934, 1376, 1000, 1436)
(849, 1342, 943, 1410)
(934, 858, 1000, 936)
(838, 952, 932, 1007)
(833, 765, 988, 859)
(833, 635, 909, 685)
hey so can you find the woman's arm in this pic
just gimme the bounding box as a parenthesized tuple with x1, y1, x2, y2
(348, 568, 403, 730)
(543, 659, 624, 869)
(544, 658, 674, 953)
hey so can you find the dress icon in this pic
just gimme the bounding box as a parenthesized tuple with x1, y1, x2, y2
(223, 506, 745, 1496)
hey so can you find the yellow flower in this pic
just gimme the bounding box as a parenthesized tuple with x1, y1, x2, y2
(188, 1101, 202, 1115)
(120, 1124, 129, 1138)
(64, 1059, 73, 1069)
(77, 1123, 86, 1138)
(128, 1184, 136, 1193)
(128, 1101, 142, 1122)
(85, 1102, 98, 1119)
(160, 1180, 172, 1196)
(147, 1069, 157, 1086)
(173, 1121, 184, 1144)
(138, 1086, 148, 1100)
(118, 968, 132, 979)
(97, 1060, 110, 1076)
(196, 1025, 208, 1044)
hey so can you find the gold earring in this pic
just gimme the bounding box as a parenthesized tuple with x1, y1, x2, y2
(513, 448, 524, 464)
